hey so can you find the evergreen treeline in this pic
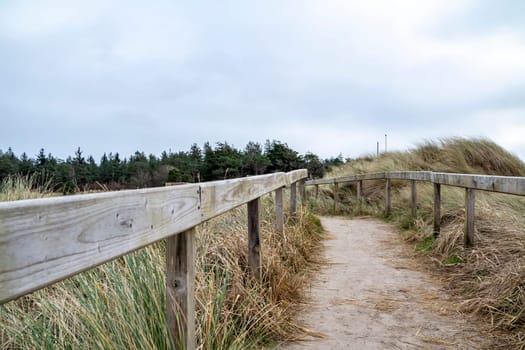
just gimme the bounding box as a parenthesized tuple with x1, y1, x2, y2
(0, 140, 345, 193)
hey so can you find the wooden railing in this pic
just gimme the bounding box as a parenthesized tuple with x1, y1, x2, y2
(0, 169, 308, 349)
(306, 171, 525, 246)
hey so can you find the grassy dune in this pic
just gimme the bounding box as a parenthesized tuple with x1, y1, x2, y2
(1, 176, 325, 349)
(311, 137, 525, 348)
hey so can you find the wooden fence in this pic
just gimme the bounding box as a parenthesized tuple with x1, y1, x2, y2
(306, 171, 525, 247)
(0, 169, 308, 349)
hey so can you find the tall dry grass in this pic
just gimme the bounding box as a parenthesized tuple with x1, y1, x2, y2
(1, 180, 325, 349)
(315, 137, 525, 348)
(0, 175, 53, 201)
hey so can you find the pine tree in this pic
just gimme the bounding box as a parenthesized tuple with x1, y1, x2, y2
(242, 141, 270, 175)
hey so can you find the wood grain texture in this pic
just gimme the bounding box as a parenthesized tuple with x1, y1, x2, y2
(304, 170, 524, 248)
(411, 180, 417, 219)
(338, 173, 387, 182)
(385, 179, 392, 216)
(299, 179, 306, 206)
(305, 178, 335, 186)
(465, 188, 476, 247)
(275, 187, 284, 234)
(306, 171, 525, 196)
(306, 173, 385, 186)
(198, 173, 285, 221)
(433, 183, 441, 238)
(166, 228, 195, 350)
(0, 171, 307, 304)
(387, 171, 432, 181)
(290, 182, 297, 218)
(247, 198, 261, 281)
(432, 172, 525, 195)
(0, 185, 200, 304)
(287, 169, 308, 185)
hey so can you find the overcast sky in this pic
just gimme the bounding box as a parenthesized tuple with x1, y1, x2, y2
(1, 0, 525, 161)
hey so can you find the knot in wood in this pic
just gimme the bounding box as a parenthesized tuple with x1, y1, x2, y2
(119, 218, 133, 228)
(171, 278, 186, 293)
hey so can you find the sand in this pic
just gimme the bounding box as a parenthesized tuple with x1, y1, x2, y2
(279, 217, 488, 350)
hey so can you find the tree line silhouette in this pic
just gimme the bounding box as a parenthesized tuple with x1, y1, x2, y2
(0, 140, 345, 193)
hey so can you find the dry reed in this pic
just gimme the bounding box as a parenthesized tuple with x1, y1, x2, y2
(316, 137, 525, 348)
(1, 181, 325, 349)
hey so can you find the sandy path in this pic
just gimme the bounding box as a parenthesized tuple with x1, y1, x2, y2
(280, 217, 487, 350)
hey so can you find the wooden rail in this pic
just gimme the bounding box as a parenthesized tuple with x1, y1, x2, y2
(306, 171, 525, 246)
(0, 169, 308, 349)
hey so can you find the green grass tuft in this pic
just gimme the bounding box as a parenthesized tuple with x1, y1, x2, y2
(315, 137, 525, 348)
(1, 182, 326, 349)
(415, 236, 435, 252)
(443, 255, 465, 265)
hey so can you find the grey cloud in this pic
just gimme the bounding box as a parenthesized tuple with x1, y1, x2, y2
(434, 1, 525, 38)
(1, 1, 525, 161)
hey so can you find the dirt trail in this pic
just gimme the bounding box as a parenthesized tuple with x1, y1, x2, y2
(280, 217, 488, 350)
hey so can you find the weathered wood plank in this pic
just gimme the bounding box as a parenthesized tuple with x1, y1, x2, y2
(0, 171, 307, 304)
(305, 178, 334, 186)
(331, 175, 360, 183)
(314, 184, 319, 199)
(248, 198, 261, 280)
(299, 179, 306, 206)
(385, 179, 392, 216)
(307, 171, 525, 196)
(166, 228, 195, 350)
(199, 173, 286, 221)
(0, 185, 201, 304)
(432, 172, 525, 195)
(275, 187, 284, 234)
(290, 182, 297, 217)
(388, 171, 432, 181)
(306, 172, 385, 186)
(433, 183, 441, 237)
(465, 188, 475, 247)
(411, 180, 417, 219)
(287, 169, 308, 185)
(303, 170, 525, 244)
(360, 173, 387, 181)
(338, 173, 386, 182)
(357, 180, 363, 202)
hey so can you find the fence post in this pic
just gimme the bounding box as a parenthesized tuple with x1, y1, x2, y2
(357, 180, 363, 202)
(385, 178, 391, 216)
(465, 188, 475, 247)
(411, 180, 417, 219)
(248, 198, 262, 280)
(315, 184, 319, 199)
(433, 183, 441, 237)
(333, 181, 339, 213)
(299, 179, 306, 206)
(290, 182, 297, 218)
(275, 187, 284, 234)
(166, 228, 196, 350)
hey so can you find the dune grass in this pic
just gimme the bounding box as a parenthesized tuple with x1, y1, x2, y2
(311, 137, 525, 348)
(1, 179, 325, 349)
(0, 174, 53, 202)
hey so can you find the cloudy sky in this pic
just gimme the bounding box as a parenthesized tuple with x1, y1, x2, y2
(1, 0, 525, 161)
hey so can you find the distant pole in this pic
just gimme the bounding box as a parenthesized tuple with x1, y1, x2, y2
(385, 134, 388, 153)
(376, 142, 379, 157)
